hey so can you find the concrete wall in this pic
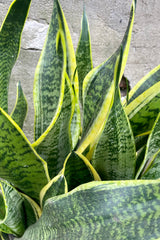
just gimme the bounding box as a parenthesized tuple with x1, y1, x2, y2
(0, 0, 160, 141)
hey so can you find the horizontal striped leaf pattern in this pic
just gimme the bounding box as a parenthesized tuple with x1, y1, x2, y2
(91, 53, 136, 180)
(0, 180, 38, 237)
(125, 82, 160, 136)
(17, 180, 160, 240)
(77, 0, 136, 154)
(126, 64, 160, 105)
(40, 174, 67, 208)
(62, 151, 100, 191)
(76, 5, 93, 106)
(34, 0, 66, 140)
(136, 113, 160, 179)
(10, 82, 27, 129)
(33, 76, 74, 179)
(0, 108, 49, 201)
(0, 0, 31, 112)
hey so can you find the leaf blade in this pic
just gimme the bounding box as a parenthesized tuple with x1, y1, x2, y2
(0, 180, 38, 237)
(33, 0, 66, 140)
(17, 180, 160, 240)
(76, 5, 93, 106)
(0, 108, 49, 201)
(0, 0, 31, 112)
(77, 0, 136, 154)
(10, 82, 28, 129)
(91, 52, 136, 180)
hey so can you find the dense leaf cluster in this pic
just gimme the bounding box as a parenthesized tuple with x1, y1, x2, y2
(0, 0, 160, 239)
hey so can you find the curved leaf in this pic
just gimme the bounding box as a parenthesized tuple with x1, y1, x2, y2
(141, 150, 160, 179)
(0, 0, 31, 112)
(77, 0, 136, 154)
(136, 112, 160, 179)
(0, 108, 49, 201)
(62, 151, 100, 191)
(18, 180, 160, 240)
(40, 174, 67, 208)
(125, 64, 160, 105)
(76, 5, 93, 106)
(10, 82, 27, 129)
(125, 81, 160, 136)
(0, 180, 38, 237)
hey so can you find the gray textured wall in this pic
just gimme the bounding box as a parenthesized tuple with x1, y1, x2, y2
(0, 0, 160, 141)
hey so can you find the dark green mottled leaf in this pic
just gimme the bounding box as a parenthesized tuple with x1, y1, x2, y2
(33, 77, 74, 179)
(63, 151, 100, 191)
(125, 78, 160, 136)
(0, 180, 38, 237)
(76, 5, 93, 106)
(136, 112, 160, 179)
(0, 108, 49, 201)
(0, 0, 31, 112)
(10, 82, 27, 129)
(91, 51, 136, 180)
(141, 150, 160, 179)
(17, 180, 160, 240)
(40, 174, 67, 208)
(126, 64, 160, 105)
(77, 0, 136, 154)
(34, 0, 66, 140)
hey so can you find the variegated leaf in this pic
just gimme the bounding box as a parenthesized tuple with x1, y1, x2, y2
(10, 82, 27, 129)
(40, 174, 67, 208)
(0, 0, 31, 112)
(76, 5, 93, 106)
(0, 180, 39, 237)
(33, 76, 74, 179)
(136, 112, 160, 179)
(0, 108, 49, 202)
(62, 151, 100, 191)
(17, 180, 160, 240)
(91, 51, 136, 180)
(77, 0, 136, 155)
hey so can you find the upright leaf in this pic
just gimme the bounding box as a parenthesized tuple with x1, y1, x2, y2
(0, 108, 49, 201)
(34, 0, 80, 143)
(40, 174, 67, 208)
(17, 180, 160, 240)
(76, 5, 93, 106)
(34, 0, 66, 140)
(10, 82, 27, 129)
(33, 75, 75, 179)
(62, 151, 100, 191)
(77, 0, 136, 154)
(91, 52, 136, 180)
(57, 0, 81, 148)
(0, 0, 31, 112)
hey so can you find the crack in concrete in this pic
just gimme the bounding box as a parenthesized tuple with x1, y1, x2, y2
(21, 47, 42, 52)
(27, 17, 49, 25)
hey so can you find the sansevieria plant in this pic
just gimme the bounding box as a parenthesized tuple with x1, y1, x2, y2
(0, 0, 160, 239)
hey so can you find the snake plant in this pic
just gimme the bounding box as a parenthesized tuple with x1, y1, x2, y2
(0, 0, 160, 239)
